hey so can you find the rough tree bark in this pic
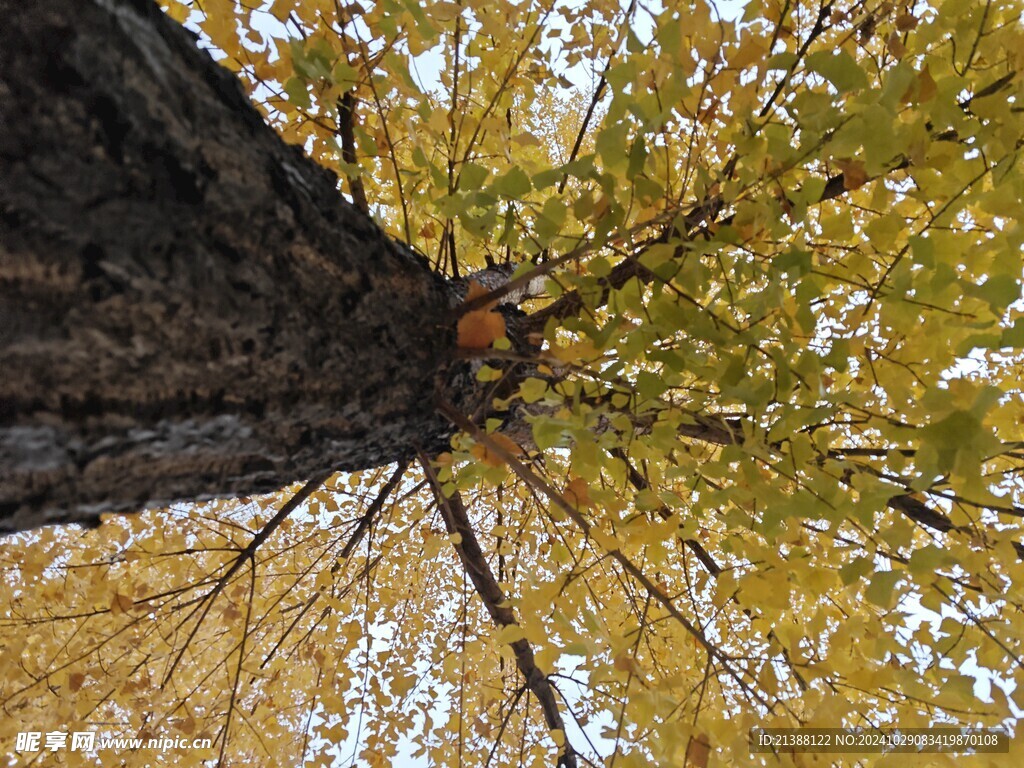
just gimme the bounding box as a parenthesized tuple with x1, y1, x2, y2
(0, 0, 471, 532)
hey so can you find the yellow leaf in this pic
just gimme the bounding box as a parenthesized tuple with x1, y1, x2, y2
(391, 673, 416, 697)
(730, 37, 767, 70)
(431, 1, 462, 22)
(512, 133, 542, 147)
(549, 339, 600, 364)
(496, 624, 526, 645)
(163, 0, 190, 22)
(590, 527, 620, 552)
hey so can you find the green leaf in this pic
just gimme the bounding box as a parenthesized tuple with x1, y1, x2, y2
(766, 52, 799, 71)
(806, 50, 869, 93)
(627, 137, 647, 180)
(970, 276, 1021, 313)
(596, 121, 629, 168)
(908, 545, 954, 576)
(459, 163, 490, 190)
(532, 166, 564, 190)
(490, 166, 532, 198)
(536, 196, 567, 242)
(839, 557, 873, 586)
(604, 60, 638, 93)
(283, 77, 311, 109)
(772, 249, 812, 280)
(1000, 318, 1024, 347)
(865, 569, 901, 609)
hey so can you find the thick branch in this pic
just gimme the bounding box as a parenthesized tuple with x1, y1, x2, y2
(419, 456, 579, 768)
(336, 92, 369, 214)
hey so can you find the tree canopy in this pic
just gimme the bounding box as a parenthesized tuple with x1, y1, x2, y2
(2, 0, 1024, 766)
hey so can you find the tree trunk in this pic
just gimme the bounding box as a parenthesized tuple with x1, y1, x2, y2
(0, 0, 463, 532)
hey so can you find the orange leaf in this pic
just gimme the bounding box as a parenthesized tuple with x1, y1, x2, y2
(886, 32, 906, 59)
(895, 12, 918, 31)
(613, 652, 643, 676)
(564, 477, 591, 508)
(916, 66, 937, 102)
(109, 592, 133, 616)
(686, 733, 711, 768)
(835, 159, 868, 190)
(902, 66, 937, 103)
(458, 310, 506, 349)
(457, 281, 506, 349)
(470, 434, 522, 467)
(588, 194, 611, 224)
(463, 280, 495, 307)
